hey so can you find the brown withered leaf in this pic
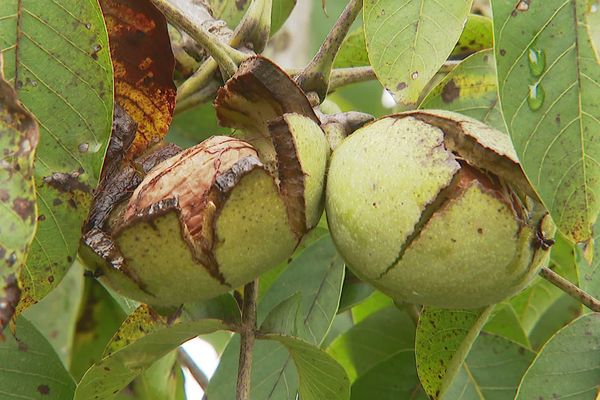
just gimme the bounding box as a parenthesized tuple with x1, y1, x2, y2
(100, 0, 177, 158)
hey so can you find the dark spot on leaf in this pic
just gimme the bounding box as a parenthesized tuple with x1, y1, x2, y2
(500, 49, 506, 56)
(555, 114, 561, 125)
(44, 171, 91, 193)
(477, 228, 483, 234)
(37, 214, 46, 221)
(235, 0, 247, 10)
(68, 199, 78, 209)
(47, 275, 54, 283)
(397, 82, 407, 90)
(441, 80, 460, 103)
(7, 252, 16, 267)
(0, 275, 21, 335)
(516, 0, 530, 11)
(91, 43, 102, 60)
(0, 189, 8, 202)
(17, 340, 28, 352)
(53, 198, 63, 206)
(13, 198, 34, 220)
(37, 385, 50, 395)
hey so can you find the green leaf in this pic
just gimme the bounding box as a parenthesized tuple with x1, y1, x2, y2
(450, 14, 493, 59)
(321, 311, 354, 348)
(0, 0, 114, 305)
(260, 292, 301, 336)
(333, 28, 369, 68)
(443, 333, 535, 400)
(493, 0, 600, 243)
(257, 234, 345, 345)
(327, 307, 424, 399)
(363, 0, 472, 105)
(338, 277, 374, 314)
(509, 239, 580, 338)
(0, 72, 37, 330)
(166, 102, 231, 149)
(528, 292, 582, 350)
(420, 49, 506, 133)
(69, 279, 129, 381)
(258, 223, 330, 300)
(182, 293, 241, 325)
(208, 235, 345, 399)
(588, 2, 600, 56)
(350, 351, 428, 400)
(206, 336, 299, 400)
(74, 318, 227, 400)
(580, 217, 600, 300)
(24, 260, 85, 367)
(132, 352, 180, 400)
(210, 0, 296, 35)
(327, 306, 415, 382)
(415, 306, 494, 399)
(516, 313, 600, 399)
(351, 291, 394, 323)
(484, 303, 531, 349)
(265, 333, 351, 400)
(0, 317, 76, 399)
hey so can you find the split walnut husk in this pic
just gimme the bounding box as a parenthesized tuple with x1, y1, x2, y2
(326, 110, 555, 309)
(81, 57, 330, 306)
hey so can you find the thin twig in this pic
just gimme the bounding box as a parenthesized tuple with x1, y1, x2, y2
(175, 61, 460, 112)
(296, 0, 363, 100)
(231, 0, 272, 52)
(178, 348, 210, 390)
(150, 0, 246, 79)
(175, 79, 220, 115)
(237, 280, 258, 400)
(328, 66, 376, 91)
(177, 0, 272, 101)
(540, 267, 600, 312)
(177, 58, 220, 102)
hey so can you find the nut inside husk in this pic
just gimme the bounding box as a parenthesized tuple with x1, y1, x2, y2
(326, 110, 555, 308)
(81, 57, 330, 306)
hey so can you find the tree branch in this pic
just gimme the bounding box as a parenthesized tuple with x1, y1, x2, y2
(176, 0, 272, 101)
(237, 280, 258, 400)
(175, 62, 460, 113)
(540, 267, 600, 312)
(295, 0, 363, 100)
(150, 0, 246, 79)
(178, 348, 209, 390)
(167, 0, 234, 68)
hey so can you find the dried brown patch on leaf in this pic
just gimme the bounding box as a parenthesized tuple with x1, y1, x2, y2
(100, 0, 177, 158)
(0, 77, 38, 335)
(441, 80, 460, 103)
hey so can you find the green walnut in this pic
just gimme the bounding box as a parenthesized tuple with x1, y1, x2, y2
(81, 57, 329, 306)
(326, 110, 555, 309)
